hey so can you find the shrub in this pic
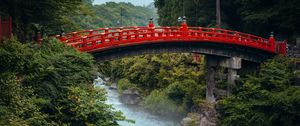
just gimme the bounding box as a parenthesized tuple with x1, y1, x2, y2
(117, 78, 140, 94)
(144, 89, 185, 116)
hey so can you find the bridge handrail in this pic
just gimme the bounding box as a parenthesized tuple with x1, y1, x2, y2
(61, 26, 149, 42)
(57, 25, 280, 54)
(189, 27, 269, 41)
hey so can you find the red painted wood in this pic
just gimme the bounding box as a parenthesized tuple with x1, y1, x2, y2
(57, 24, 286, 55)
(0, 17, 2, 41)
(0, 16, 13, 40)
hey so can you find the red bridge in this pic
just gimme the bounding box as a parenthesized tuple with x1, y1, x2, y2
(57, 19, 286, 62)
(56, 19, 287, 102)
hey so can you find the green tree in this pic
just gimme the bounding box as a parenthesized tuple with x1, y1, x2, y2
(154, 0, 216, 27)
(0, 72, 54, 126)
(144, 89, 185, 115)
(219, 57, 300, 126)
(0, 0, 86, 41)
(232, 0, 300, 40)
(0, 39, 129, 125)
(67, 86, 132, 125)
(154, 0, 300, 40)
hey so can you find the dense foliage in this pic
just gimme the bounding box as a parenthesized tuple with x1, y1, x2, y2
(154, 0, 300, 41)
(0, 39, 129, 125)
(219, 57, 300, 126)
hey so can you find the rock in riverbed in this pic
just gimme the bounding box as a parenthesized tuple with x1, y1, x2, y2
(181, 102, 218, 126)
(120, 89, 141, 105)
(109, 82, 118, 89)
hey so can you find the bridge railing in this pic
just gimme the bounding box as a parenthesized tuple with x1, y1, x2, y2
(57, 25, 280, 54)
(61, 26, 148, 43)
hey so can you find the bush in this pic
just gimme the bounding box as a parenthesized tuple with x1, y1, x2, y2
(144, 89, 185, 116)
(67, 86, 133, 125)
(0, 38, 33, 73)
(166, 81, 186, 103)
(166, 79, 206, 109)
(117, 78, 140, 94)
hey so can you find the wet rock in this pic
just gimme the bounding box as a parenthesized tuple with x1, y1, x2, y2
(109, 82, 117, 90)
(181, 113, 200, 126)
(181, 102, 219, 126)
(120, 89, 141, 105)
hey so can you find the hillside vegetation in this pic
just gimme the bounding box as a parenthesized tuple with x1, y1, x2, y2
(72, 2, 157, 30)
(0, 39, 131, 125)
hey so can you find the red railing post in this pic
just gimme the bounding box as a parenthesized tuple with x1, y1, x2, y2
(0, 16, 2, 41)
(104, 28, 109, 41)
(181, 16, 188, 37)
(82, 36, 87, 51)
(104, 28, 109, 34)
(198, 28, 203, 37)
(281, 41, 287, 55)
(211, 28, 216, 39)
(69, 32, 77, 42)
(275, 40, 287, 55)
(118, 27, 123, 41)
(134, 27, 139, 39)
(36, 31, 42, 44)
(268, 32, 276, 52)
(0, 16, 13, 41)
(89, 30, 93, 35)
(148, 18, 155, 38)
(148, 17, 155, 28)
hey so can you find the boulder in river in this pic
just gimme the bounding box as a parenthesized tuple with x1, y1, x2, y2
(109, 82, 118, 90)
(181, 102, 219, 126)
(120, 88, 141, 105)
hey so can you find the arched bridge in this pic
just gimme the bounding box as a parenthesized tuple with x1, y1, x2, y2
(56, 20, 287, 103)
(57, 20, 286, 63)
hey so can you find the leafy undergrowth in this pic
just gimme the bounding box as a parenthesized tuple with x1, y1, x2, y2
(0, 38, 130, 126)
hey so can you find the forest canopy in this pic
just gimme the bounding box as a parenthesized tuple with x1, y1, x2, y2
(154, 0, 300, 41)
(0, 0, 156, 42)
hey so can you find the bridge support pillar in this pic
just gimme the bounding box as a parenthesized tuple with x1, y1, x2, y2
(205, 55, 220, 103)
(206, 66, 217, 103)
(220, 57, 242, 95)
(227, 68, 237, 94)
(205, 56, 242, 103)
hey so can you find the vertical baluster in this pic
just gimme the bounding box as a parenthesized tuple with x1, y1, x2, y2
(82, 36, 87, 51)
(0, 16, 2, 41)
(119, 27, 123, 42)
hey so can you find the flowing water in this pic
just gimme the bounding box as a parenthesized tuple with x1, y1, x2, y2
(94, 78, 181, 126)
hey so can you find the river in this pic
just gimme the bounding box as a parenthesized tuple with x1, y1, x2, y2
(94, 78, 181, 126)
